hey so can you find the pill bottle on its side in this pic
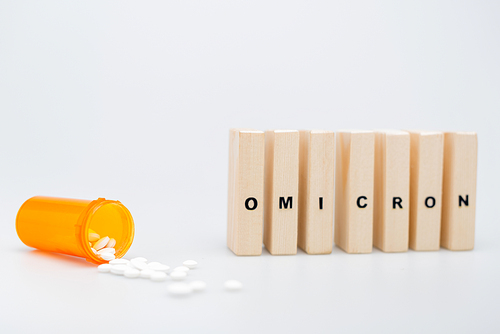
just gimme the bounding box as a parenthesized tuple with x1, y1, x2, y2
(16, 196, 135, 264)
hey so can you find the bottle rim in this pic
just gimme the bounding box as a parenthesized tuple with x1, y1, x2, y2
(78, 198, 135, 264)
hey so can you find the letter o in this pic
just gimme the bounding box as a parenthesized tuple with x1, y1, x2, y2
(245, 197, 258, 210)
(425, 196, 436, 208)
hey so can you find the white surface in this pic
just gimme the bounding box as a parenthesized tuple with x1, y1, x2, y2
(190, 280, 207, 292)
(1, 1, 499, 333)
(168, 282, 193, 295)
(224, 280, 244, 291)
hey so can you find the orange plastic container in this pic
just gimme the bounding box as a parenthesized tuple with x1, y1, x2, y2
(16, 196, 135, 264)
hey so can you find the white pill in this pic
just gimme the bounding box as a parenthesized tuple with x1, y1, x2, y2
(183, 260, 198, 269)
(91, 248, 97, 254)
(110, 264, 128, 275)
(140, 269, 155, 279)
(97, 264, 112, 273)
(190, 280, 207, 292)
(97, 247, 115, 255)
(168, 283, 192, 295)
(109, 259, 129, 265)
(173, 266, 190, 272)
(88, 233, 100, 242)
(148, 262, 170, 272)
(124, 268, 141, 278)
(150, 271, 167, 282)
(224, 280, 243, 291)
(148, 261, 162, 267)
(127, 262, 136, 269)
(132, 257, 148, 262)
(93, 236, 110, 251)
(100, 253, 115, 261)
(105, 238, 116, 248)
(131, 259, 148, 270)
(170, 271, 187, 281)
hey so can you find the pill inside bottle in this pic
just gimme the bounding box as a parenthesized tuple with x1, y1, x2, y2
(16, 196, 135, 264)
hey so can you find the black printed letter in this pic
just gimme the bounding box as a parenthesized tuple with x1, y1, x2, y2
(393, 197, 403, 209)
(425, 196, 436, 208)
(245, 197, 258, 210)
(459, 195, 469, 207)
(279, 197, 293, 209)
(357, 196, 368, 208)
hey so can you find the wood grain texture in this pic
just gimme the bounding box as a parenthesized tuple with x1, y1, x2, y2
(373, 130, 410, 252)
(264, 130, 299, 255)
(441, 132, 477, 251)
(408, 131, 444, 251)
(227, 129, 265, 256)
(297, 130, 335, 254)
(334, 131, 374, 254)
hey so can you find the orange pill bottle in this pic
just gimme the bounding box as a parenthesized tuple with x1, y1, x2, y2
(16, 196, 135, 264)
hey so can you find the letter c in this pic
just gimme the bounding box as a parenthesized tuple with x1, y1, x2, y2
(357, 196, 368, 208)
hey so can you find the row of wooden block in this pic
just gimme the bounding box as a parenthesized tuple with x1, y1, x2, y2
(227, 129, 477, 255)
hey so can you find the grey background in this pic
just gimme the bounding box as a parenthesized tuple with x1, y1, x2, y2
(1, 1, 499, 333)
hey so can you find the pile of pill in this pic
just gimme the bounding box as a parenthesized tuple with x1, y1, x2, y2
(97, 256, 243, 296)
(88, 229, 117, 261)
(98, 257, 198, 282)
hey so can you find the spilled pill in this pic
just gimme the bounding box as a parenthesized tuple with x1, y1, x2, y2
(93, 236, 110, 251)
(140, 269, 155, 279)
(173, 266, 190, 272)
(132, 257, 147, 262)
(168, 283, 192, 295)
(148, 261, 162, 267)
(124, 268, 141, 278)
(110, 264, 128, 275)
(109, 259, 129, 265)
(148, 262, 170, 272)
(97, 264, 112, 273)
(170, 271, 187, 281)
(130, 259, 148, 270)
(190, 281, 207, 292)
(224, 280, 243, 291)
(100, 253, 115, 261)
(183, 260, 197, 269)
(150, 271, 167, 282)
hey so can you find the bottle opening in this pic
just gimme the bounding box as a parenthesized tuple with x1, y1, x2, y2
(81, 199, 134, 264)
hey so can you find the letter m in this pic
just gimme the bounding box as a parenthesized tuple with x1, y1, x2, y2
(279, 196, 293, 209)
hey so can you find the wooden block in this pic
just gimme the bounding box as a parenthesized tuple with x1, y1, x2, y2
(227, 129, 265, 256)
(334, 131, 374, 254)
(297, 130, 335, 254)
(263, 130, 300, 255)
(408, 131, 444, 251)
(441, 132, 477, 251)
(373, 130, 410, 252)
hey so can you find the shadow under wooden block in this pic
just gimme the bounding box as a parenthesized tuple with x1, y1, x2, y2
(334, 130, 374, 254)
(408, 130, 444, 251)
(373, 130, 410, 253)
(441, 132, 477, 251)
(227, 129, 265, 256)
(298, 130, 335, 255)
(264, 130, 299, 255)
